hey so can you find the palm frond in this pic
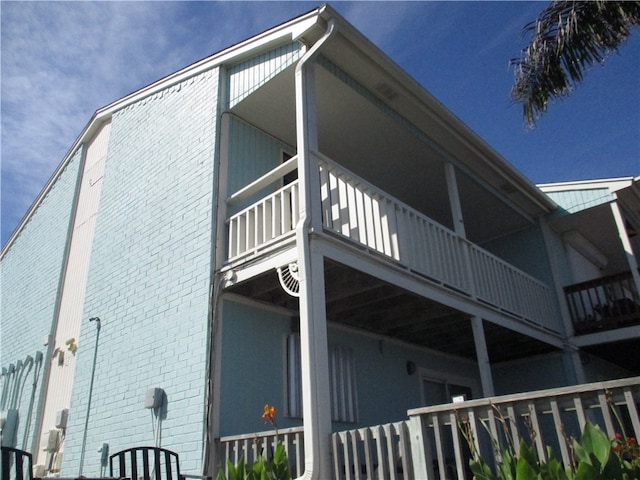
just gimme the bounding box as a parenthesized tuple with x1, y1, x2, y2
(511, 1, 640, 126)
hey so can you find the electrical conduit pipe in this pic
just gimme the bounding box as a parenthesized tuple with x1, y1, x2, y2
(22, 352, 44, 450)
(78, 317, 101, 475)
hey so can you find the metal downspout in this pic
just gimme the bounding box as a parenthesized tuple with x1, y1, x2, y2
(294, 16, 337, 480)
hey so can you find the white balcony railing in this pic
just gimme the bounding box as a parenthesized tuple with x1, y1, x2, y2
(226, 152, 557, 330)
(468, 244, 557, 329)
(226, 156, 300, 261)
(227, 181, 299, 259)
(316, 153, 557, 331)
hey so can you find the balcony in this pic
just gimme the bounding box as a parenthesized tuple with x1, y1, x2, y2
(225, 152, 558, 334)
(217, 376, 640, 479)
(564, 270, 640, 335)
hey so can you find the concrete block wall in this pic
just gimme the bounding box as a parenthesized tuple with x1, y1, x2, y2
(0, 148, 83, 450)
(61, 68, 220, 476)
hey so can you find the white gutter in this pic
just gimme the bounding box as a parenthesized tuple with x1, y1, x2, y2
(293, 13, 337, 480)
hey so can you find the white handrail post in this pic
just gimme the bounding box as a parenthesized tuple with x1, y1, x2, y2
(471, 317, 495, 397)
(408, 414, 433, 480)
(611, 197, 640, 297)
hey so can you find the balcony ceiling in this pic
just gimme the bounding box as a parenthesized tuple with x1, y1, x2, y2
(227, 259, 557, 364)
(232, 57, 538, 246)
(548, 202, 640, 275)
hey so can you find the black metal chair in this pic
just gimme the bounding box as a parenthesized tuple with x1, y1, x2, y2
(1, 446, 33, 480)
(109, 446, 183, 480)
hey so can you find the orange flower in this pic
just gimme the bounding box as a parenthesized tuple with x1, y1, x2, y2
(262, 404, 276, 423)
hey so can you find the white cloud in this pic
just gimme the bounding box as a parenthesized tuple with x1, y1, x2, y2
(336, 2, 444, 51)
(1, 1, 313, 245)
(2, 1, 638, 246)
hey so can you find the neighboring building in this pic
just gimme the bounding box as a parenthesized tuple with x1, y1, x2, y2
(1, 5, 638, 479)
(538, 177, 640, 374)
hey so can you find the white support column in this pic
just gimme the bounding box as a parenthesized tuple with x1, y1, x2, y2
(447, 164, 494, 396)
(445, 162, 466, 237)
(295, 239, 332, 479)
(539, 219, 576, 335)
(470, 317, 495, 397)
(561, 345, 587, 385)
(214, 112, 231, 271)
(445, 162, 476, 294)
(611, 198, 640, 297)
(294, 18, 336, 480)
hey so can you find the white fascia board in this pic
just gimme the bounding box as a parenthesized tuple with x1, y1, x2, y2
(538, 177, 636, 193)
(2, 9, 324, 255)
(571, 325, 640, 347)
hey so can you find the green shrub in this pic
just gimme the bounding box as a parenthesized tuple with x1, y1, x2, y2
(215, 441, 291, 480)
(466, 421, 639, 480)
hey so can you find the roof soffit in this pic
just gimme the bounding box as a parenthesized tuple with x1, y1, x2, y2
(313, 10, 555, 217)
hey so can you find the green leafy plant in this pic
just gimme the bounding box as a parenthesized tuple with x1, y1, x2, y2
(216, 405, 292, 480)
(461, 413, 639, 480)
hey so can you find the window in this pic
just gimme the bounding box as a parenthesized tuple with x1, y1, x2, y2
(421, 376, 473, 406)
(285, 334, 358, 423)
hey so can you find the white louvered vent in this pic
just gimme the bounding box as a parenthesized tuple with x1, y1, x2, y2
(285, 334, 358, 423)
(277, 263, 300, 297)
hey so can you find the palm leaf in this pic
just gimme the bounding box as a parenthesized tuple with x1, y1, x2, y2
(511, 1, 640, 125)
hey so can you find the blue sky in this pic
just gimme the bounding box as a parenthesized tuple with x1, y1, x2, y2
(2, 1, 639, 247)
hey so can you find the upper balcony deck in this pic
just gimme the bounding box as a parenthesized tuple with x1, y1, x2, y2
(223, 152, 559, 336)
